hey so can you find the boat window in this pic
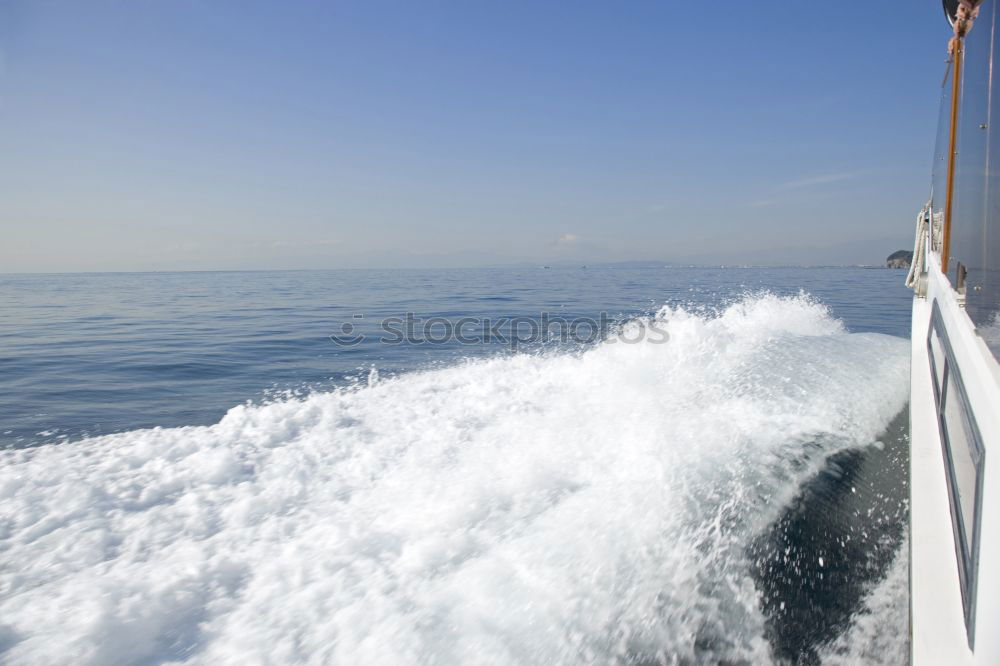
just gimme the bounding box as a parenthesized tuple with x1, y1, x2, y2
(932, 62, 953, 249)
(966, 0, 1000, 358)
(929, 325, 947, 394)
(950, 0, 993, 295)
(942, 368, 981, 552)
(927, 302, 986, 645)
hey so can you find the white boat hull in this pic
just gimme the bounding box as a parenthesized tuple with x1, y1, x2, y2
(910, 253, 1000, 664)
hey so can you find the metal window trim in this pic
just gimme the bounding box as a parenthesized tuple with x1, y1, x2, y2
(927, 299, 987, 648)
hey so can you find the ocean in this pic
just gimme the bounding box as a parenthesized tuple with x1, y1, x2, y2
(0, 266, 912, 664)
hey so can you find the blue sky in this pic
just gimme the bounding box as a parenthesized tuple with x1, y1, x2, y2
(1, 1, 949, 271)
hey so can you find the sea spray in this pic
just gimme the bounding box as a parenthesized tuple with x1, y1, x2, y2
(0, 294, 910, 664)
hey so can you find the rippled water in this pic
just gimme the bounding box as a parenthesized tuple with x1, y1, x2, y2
(0, 267, 910, 448)
(0, 267, 913, 664)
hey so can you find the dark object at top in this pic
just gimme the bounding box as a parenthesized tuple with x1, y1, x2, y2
(944, 0, 961, 26)
(943, 0, 982, 27)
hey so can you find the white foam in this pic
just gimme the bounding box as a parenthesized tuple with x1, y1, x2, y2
(0, 294, 910, 665)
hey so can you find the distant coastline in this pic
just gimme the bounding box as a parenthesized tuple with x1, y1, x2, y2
(1, 262, 912, 276)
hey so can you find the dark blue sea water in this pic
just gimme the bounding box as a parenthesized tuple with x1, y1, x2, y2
(0, 266, 914, 665)
(0, 267, 910, 449)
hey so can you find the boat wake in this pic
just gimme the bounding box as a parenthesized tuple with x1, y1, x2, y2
(817, 539, 909, 665)
(0, 294, 910, 664)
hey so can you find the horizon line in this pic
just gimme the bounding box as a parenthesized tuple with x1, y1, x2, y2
(0, 263, 900, 276)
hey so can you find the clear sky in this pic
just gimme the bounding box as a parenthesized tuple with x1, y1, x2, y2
(0, 1, 950, 271)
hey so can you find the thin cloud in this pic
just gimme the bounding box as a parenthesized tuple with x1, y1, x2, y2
(243, 238, 340, 250)
(777, 172, 860, 190)
(745, 171, 864, 207)
(548, 233, 603, 256)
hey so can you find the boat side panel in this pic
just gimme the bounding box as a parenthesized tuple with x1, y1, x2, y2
(909, 291, 973, 665)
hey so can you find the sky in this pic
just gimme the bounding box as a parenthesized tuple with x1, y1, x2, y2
(0, 1, 951, 271)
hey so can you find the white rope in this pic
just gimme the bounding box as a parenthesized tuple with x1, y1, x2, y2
(931, 209, 943, 251)
(905, 201, 931, 289)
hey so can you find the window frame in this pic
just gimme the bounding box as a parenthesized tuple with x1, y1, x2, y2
(927, 300, 987, 647)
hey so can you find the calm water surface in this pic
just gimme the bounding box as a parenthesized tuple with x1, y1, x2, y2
(0, 266, 911, 448)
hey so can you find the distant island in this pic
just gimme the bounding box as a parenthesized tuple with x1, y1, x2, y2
(886, 250, 913, 269)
